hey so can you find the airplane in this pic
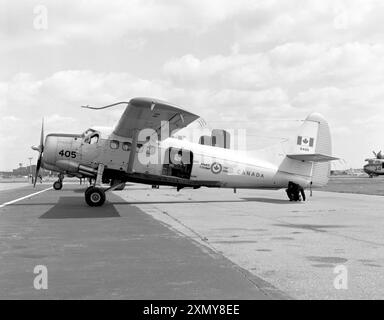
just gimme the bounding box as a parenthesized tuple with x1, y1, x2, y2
(31, 97, 338, 207)
(363, 151, 384, 177)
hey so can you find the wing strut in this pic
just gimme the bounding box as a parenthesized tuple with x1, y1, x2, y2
(127, 129, 138, 173)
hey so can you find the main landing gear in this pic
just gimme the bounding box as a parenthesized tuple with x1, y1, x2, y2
(84, 164, 126, 207)
(85, 186, 106, 207)
(53, 174, 64, 190)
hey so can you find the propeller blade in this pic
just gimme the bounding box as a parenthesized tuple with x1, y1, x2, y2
(33, 156, 42, 188)
(40, 118, 44, 152)
(33, 118, 44, 188)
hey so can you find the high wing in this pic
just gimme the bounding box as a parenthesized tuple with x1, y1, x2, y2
(113, 97, 200, 140)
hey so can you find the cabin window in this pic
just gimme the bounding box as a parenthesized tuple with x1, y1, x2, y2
(122, 142, 131, 151)
(110, 140, 120, 149)
(136, 143, 143, 152)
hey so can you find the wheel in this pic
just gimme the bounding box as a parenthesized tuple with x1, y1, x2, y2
(53, 181, 63, 190)
(85, 187, 106, 207)
(85, 186, 93, 194)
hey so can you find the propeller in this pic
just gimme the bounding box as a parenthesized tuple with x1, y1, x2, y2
(373, 150, 383, 159)
(31, 119, 44, 187)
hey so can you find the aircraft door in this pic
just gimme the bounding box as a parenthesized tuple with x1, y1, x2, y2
(132, 142, 162, 175)
(162, 147, 193, 179)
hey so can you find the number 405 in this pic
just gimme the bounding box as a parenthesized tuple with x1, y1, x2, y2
(59, 150, 76, 158)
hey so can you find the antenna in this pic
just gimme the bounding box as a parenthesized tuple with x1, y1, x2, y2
(81, 101, 130, 110)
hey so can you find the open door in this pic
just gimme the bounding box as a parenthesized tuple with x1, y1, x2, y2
(162, 147, 193, 179)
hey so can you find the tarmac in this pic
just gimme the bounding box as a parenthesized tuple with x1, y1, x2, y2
(1, 181, 384, 299)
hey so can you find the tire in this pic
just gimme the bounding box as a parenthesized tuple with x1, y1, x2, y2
(53, 181, 63, 190)
(85, 187, 106, 207)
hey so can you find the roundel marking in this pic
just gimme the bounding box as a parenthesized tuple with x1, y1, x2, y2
(211, 162, 222, 174)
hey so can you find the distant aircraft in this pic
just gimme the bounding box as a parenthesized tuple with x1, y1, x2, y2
(31, 97, 338, 207)
(363, 151, 384, 177)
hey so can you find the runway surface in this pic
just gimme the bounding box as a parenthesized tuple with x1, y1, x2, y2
(0, 183, 283, 299)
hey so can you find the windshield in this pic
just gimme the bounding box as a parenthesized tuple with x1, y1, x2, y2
(82, 128, 96, 137)
(82, 128, 100, 144)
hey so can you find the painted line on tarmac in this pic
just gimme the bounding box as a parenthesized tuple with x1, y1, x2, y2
(0, 187, 53, 208)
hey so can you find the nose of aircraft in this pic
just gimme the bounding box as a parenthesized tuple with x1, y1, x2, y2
(42, 135, 57, 166)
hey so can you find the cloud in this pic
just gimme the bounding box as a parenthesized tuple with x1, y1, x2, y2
(0, 0, 272, 50)
(235, 0, 384, 49)
(164, 42, 384, 92)
(3, 0, 384, 169)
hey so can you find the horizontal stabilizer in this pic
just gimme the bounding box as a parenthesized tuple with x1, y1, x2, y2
(287, 153, 339, 162)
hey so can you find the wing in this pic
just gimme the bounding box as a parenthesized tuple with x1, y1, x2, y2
(113, 97, 200, 140)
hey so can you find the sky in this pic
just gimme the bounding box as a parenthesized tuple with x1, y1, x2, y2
(1, 0, 384, 170)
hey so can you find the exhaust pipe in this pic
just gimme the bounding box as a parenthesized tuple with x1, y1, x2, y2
(78, 164, 97, 175)
(56, 160, 97, 177)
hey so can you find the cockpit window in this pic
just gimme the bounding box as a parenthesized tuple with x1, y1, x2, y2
(83, 128, 99, 144)
(82, 128, 96, 137)
(90, 135, 99, 144)
(84, 134, 99, 144)
(110, 140, 119, 149)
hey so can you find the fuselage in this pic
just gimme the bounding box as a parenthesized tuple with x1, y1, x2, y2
(41, 128, 312, 190)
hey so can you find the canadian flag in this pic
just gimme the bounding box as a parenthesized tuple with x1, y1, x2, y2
(297, 136, 314, 147)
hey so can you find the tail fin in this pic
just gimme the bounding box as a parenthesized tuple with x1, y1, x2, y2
(280, 113, 337, 187)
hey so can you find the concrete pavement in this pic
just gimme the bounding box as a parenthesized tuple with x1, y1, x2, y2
(0, 183, 282, 299)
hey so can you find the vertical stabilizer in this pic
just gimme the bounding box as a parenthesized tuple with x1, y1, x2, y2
(279, 113, 334, 187)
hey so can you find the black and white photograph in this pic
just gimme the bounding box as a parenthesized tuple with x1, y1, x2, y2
(1, 0, 384, 306)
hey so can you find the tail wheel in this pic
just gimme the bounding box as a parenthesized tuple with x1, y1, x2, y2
(53, 181, 63, 190)
(85, 187, 106, 207)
